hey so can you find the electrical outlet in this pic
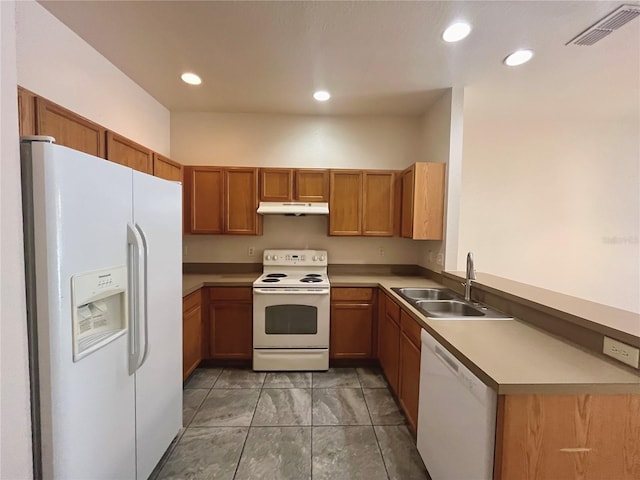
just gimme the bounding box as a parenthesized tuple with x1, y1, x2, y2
(248, 247, 255, 257)
(436, 253, 444, 266)
(378, 247, 384, 257)
(603, 337, 640, 368)
(183, 246, 188, 258)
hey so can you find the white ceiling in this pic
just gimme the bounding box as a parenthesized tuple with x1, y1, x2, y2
(39, 1, 639, 116)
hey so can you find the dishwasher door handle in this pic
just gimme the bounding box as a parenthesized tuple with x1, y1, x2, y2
(435, 344, 460, 374)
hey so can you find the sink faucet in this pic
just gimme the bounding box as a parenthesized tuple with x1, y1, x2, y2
(464, 252, 476, 301)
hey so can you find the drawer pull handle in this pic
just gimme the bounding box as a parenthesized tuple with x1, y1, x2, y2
(559, 448, 591, 453)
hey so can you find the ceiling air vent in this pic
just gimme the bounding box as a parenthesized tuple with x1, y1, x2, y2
(567, 4, 640, 46)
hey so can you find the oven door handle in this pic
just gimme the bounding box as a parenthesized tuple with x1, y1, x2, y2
(253, 288, 330, 295)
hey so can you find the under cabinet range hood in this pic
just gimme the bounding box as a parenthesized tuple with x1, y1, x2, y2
(257, 202, 329, 216)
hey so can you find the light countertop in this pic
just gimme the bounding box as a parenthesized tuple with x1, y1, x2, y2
(183, 272, 640, 395)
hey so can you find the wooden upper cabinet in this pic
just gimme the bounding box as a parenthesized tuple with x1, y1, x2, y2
(17, 87, 36, 136)
(225, 168, 262, 235)
(35, 97, 105, 158)
(183, 166, 224, 234)
(401, 162, 445, 240)
(153, 153, 183, 182)
(295, 169, 329, 202)
(259, 168, 329, 202)
(260, 168, 293, 201)
(329, 170, 363, 235)
(106, 131, 153, 174)
(362, 171, 395, 236)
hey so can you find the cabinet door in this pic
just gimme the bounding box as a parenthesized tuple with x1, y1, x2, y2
(363, 171, 395, 236)
(17, 87, 36, 136)
(225, 168, 262, 235)
(153, 153, 183, 182)
(184, 166, 224, 234)
(401, 167, 414, 238)
(329, 170, 362, 235)
(209, 302, 253, 359)
(35, 97, 105, 158)
(399, 326, 421, 433)
(401, 163, 445, 240)
(330, 303, 374, 359)
(295, 169, 329, 202)
(183, 289, 203, 380)
(106, 131, 153, 174)
(378, 299, 400, 394)
(260, 168, 293, 201)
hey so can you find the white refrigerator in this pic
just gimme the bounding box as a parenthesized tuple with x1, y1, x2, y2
(21, 138, 182, 479)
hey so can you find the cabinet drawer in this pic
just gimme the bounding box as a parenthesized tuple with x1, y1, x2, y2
(400, 310, 421, 348)
(183, 289, 202, 312)
(331, 287, 374, 302)
(384, 293, 400, 324)
(209, 287, 252, 302)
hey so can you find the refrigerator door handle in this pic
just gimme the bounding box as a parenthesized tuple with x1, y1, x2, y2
(135, 223, 151, 370)
(127, 223, 144, 375)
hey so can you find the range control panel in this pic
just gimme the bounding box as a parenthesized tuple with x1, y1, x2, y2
(263, 249, 328, 267)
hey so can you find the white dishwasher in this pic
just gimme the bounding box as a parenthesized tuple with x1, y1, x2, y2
(417, 329, 497, 480)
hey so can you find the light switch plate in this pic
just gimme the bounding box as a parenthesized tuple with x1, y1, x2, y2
(603, 337, 640, 368)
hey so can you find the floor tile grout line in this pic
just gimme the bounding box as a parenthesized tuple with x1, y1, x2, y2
(232, 376, 263, 480)
(361, 371, 393, 480)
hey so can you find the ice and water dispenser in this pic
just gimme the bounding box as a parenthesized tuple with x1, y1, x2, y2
(71, 265, 127, 362)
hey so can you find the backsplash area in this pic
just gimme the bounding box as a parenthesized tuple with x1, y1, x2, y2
(183, 215, 430, 265)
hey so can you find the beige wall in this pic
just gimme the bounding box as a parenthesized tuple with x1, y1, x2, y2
(16, 1, 170, 155)
(460, 87, 640, 314)
(1, 2, 33, 477)
(174, 112, 430, 265)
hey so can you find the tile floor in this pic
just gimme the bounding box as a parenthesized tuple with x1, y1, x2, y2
(151, 367, 431, 480)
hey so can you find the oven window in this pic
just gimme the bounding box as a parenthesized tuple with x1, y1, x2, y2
(265, 304, 318, 334)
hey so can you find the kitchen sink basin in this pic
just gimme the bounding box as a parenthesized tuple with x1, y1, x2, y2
(392, 287, 456, 301)
(391, 287, 512, 320)
(416, 300, 484, 317)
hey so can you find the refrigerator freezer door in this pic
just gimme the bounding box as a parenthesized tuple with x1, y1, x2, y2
(29, 142, 136, 479)
(132, 171, 182, 479)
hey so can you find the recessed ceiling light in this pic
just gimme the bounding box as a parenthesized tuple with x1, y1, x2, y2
(442, 22, 471, 42)
(313, 90, 331, 102)
(181, 72, 202, 85)
(504, 49, 534, 67)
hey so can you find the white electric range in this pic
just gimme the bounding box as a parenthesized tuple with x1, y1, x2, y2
(253, 249, 330, 371)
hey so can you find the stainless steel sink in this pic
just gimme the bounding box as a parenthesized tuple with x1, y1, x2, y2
(391, 287, 512, 320)
(393, 287, 456, 301)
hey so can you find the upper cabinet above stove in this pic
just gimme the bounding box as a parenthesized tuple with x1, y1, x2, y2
(259, 168, 329, 202)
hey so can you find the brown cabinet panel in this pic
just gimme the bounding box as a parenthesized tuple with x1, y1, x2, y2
(384, 293, 400, 325)
(400, 310, 421, 348)
(17, 87, 36, 136)
(209, 302, 253, 359)
(184, 166, 224, 234)
(495, 394, 640, 480)
(225, 168, 262, 235)
(183, 297, 203, 380)
(330, 303, 374, 359)
(295, 169, 329, 202)
(378, 296, 400, 393)
(209, 287, 252, 302)
(331, 287, 374, 302)
(329, 170, 362, 235)
(35, 97, 105, 158)
(106, 131, 153, 174)
(401, 163, 445, 240)
(398, 322, 421, 433)
(153, 153, 183, 182)
(260, 168, 293, 201)
(362, 171, 395, 236)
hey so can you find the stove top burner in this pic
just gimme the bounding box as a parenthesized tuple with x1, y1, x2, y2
(305, 274, 322, 277)
(265, 273, 287, 278)
(262, 278, 281, 283)
(300, 277, 322, 283)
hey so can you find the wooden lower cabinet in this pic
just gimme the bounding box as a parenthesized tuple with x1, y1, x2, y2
(182, 289, 203, 380)
(330, 288, 375, 360)
(378, 292, 401, 394)
(208, 287, 253, 360)
(398, 311, 421, 433)
(495, 393, 640, 480)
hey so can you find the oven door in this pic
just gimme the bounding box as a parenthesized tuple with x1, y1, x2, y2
(253, 288, 329, 348)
